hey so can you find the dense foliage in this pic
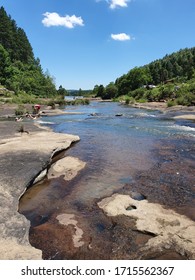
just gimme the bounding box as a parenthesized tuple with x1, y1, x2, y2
(92, 47, 195, 105)
(0, 6, 57, 97)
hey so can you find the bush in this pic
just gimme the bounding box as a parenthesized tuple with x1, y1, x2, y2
(46, 100, 56, 109)
(125, 97, 130, 104)
(15, 105, 27, 115)
(130, 88, 146, 100)
(176, 94, 194, 106)
(127, 97, 135, 104)
(167, 100, 176, 107)
(71, 98, 90, 105)
(137, 98, 147, 103)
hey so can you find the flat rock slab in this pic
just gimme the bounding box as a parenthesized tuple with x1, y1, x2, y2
(98, 193, 195, 259)
(173, 114, 195, 120)
(48, 156, 86, 180)
(0, 127, 80, 259)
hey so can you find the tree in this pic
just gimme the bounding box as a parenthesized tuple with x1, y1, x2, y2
(57, 85, 68, 97)
(116, 76, 130, 96)
(104, 82, 118, 99)
(126, 67, 152, 90)
(78, 88, 82, 96)
(0, 44, 11, 84)
(92, 84, 105, 98)
(0, 6, 57, 97)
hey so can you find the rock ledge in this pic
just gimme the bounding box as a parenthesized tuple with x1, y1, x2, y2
(0, 129, 80, 259)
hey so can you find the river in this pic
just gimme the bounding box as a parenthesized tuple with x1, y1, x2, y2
(19, 101, 195, 259)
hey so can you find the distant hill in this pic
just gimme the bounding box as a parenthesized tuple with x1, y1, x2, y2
(0, 6, 56, 97)
(116, 47, 195, 94)
(92, 47, 195, 105)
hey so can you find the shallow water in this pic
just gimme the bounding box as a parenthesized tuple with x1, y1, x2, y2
(19, 102, 195, 259)
(38, 102, 194, 201)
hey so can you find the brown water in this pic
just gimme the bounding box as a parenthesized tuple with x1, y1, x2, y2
(19, 102, 195, 259)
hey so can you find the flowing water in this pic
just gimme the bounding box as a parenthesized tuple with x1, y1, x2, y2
(19, 102, 195, 259)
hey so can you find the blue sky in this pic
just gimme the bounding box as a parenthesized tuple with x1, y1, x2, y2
(1, 0, 195, 90)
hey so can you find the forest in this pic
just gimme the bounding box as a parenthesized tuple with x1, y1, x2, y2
(0, 6, 67, 101)
(92, 47, 195, 106)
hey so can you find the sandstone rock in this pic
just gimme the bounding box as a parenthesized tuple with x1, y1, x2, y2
(48, 156, 86, 180)
(0, 129, 80, 259)
(98, 193, 195, 259)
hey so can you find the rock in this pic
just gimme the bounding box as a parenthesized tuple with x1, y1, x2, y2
(33, 168, 47, 184)
(56, 213, 84, 248)
(0, 239, 41, 260)
(173, 114, 195, 120)
(48, 156, 86, 180)
(98, 193, 195, 259)
(0, 128, 80, 259)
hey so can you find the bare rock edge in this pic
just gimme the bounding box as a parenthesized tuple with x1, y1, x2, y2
(0, 129, 80, 259)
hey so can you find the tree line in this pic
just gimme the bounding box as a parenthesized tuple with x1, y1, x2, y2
(92, 47, 195, 105)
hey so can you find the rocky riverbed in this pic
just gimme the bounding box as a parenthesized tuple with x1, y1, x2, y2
(0, 103, 195, 260)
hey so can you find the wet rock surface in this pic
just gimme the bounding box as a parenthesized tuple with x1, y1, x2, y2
(23, 137, 195, 260)
(0, 121, 80, 259)
(122, 138, 195, 221)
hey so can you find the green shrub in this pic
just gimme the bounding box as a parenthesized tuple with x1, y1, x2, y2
(15, 105, 27, 115)
(46, 100, 56, 109)
(130, 88, 146, 100)
(71, 98, 90, 105)
(176, 94, 194, 106)
(167, 100, 176, 107)
(125, 97, 130, 104)
(137, 98, 147, 103)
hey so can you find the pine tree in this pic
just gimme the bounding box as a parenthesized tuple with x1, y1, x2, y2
(0, 6, 57, 97)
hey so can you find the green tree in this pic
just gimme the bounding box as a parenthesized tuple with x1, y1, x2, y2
(57, 85, 68, 97)
(92, 84, 105, 98)
(104, 82, 118, 99)
(78, 88, 83, 96)
(0, 6, 57, 97)
(116, 76, 130, 96)
(0, 43, 11, 84)
(126, 67, 152, 90)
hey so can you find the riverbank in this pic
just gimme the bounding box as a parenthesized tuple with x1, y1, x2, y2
(129, 102, 195, 120)
(0, 103, 84, 119)
(1, 101, 195, 120)
(0, 107, 84, 259)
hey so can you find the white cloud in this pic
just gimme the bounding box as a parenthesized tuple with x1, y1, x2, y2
(109, 0, 130, 9)
(111, 33, 131, 41)
(96, 0, 130, 9)
(42, 12, 84, 28)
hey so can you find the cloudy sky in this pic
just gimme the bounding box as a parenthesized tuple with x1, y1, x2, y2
(1, 0, 195, 89)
